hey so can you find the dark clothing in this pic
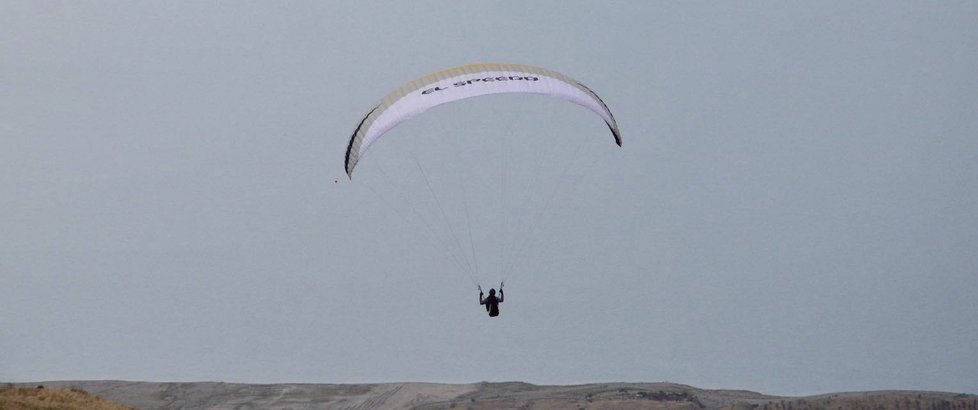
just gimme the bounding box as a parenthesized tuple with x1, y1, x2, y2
(480, 290, 504, 317)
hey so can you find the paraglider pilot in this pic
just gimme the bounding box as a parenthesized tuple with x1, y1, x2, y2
(479, 283, 504, 317)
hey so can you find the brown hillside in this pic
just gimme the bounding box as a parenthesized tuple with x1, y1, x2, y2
(0, 385, 131, 410)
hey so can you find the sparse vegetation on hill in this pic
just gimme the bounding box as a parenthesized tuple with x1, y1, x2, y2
(0, 385, 131, 410)
(724, 392, 978, 410)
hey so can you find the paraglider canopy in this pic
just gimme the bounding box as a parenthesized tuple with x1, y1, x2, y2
(345, 63, 621, 177)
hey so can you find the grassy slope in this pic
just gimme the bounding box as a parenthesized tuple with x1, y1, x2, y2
(0, 385, 131, 410)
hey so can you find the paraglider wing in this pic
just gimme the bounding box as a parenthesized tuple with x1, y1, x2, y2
(344, 63, 621, 177)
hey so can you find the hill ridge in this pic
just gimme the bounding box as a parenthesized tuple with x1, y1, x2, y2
(13, 380, 976, 410)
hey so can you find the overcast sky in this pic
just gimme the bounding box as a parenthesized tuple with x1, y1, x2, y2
(2, 1, 976, 396)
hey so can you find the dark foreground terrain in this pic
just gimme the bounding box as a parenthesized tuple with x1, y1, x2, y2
(15, 381, 976, 410)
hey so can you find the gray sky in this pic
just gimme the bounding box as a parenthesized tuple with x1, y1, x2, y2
(2, 1, 977, 396)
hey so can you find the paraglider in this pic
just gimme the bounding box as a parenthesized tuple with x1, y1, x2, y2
(343, 63, 620, 315)
(479, 283, 504, 318)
